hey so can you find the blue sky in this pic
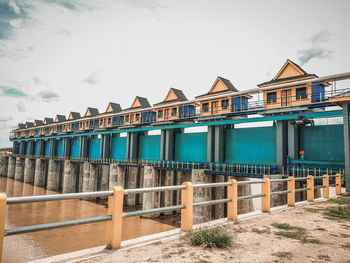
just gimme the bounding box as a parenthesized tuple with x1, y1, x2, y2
(0, 0, 349, 147)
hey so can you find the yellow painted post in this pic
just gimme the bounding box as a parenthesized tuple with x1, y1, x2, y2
(0, 193, 7, 263)
(287, 176, 295, 206)
(261, 178, 270, 213)
(181, 182, 193, 232)
(322, 174, 329, 199)
(335, 173, 341, 195)
(307, 175, 314, 202)
(106, 186, 124, 249)
(227, 179, 238, 220)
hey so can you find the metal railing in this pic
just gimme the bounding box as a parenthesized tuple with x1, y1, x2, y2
(0, 173, 343, 262)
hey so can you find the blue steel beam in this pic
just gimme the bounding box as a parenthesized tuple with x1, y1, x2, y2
(12, 110, 343, 142)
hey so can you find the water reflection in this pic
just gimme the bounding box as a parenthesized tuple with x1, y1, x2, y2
(1, 178, 176, 263)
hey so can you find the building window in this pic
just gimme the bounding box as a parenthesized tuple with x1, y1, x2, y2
(130, 115, 134, 122)
(296, 87, 307, 100)
(100, 119, 103, 125)
(136, 114, 140, 121)
(171, 107, 177, 116)
(221, 99, 229, 110)
(108, 118, 111, 124)
(80, 123, 82, 128)
(202, 103, 209, 112)
(267, 92, 277, 104)
(158, 110, 163, 118)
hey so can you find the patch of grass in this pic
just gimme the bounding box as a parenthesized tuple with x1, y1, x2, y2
(271, 223, 303, 231)
(317, 254, 330, 261)
(272, 223, 321, 244)
(330, 197, 350, 205)
(252, 227, 270, 234)
(234, 227, 247, 233)
(189, 227, 232, 248)
(304, 208, 321, 213)
(342, 243, 350, 250)
(272, 251, 292, 259)
(324, 205, 350, 221)
(315, 227, 327, 231)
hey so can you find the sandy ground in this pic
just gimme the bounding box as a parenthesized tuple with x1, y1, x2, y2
(82, 197, 350, 263)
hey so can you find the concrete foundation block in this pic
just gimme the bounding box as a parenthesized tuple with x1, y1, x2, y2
(62, 161, 79, 193)
(24, 158, 36, 184)
(142, 166, 160, 217)
(126, 167, 138, 206)
(213, 174, 225, 219)
(192, 169, 212, 224)
(14, 157, 25, 181)
(264, 174, 287, 207)
(82, 162, 91, 192)
(7, 157, 16, 179)
(100, 165, 110, 191)
(0, 156, 8, 177)
(163, 170, 175, 215)
(89, 164, 99, 192)
(34, 159, 47, 187)
(234, 176, 254, 214)
(47, 160, 60, 191)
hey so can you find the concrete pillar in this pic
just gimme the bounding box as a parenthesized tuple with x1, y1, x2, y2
(163, 170, 175, 215)
(276, 120, 288, 166)
(63, 138, 71, 158)
(235, 177, 254, 214)
(142, 166, 160, 217)
(126, 167, 138, 205)
(100, 134, 111, 160)
(100, 165, 110, 191)
(62, 160, 79, 193)
(213, 174, 225, 219)
(343, 103, 350, 192)
(7, 157, 16, 179)
(80, 136, 89, 159)
(192, 169, 212, 224)
(49, 139, 57, 157)
(0, 156, 8, 177)
(82, 162, 91, 192)
(24, 158, 35, 183)
(89, 164, 99, 192)
(265, 174, 286, 207)
(34, 159, 47, 187)
(78, 164, 84, 192)
(288, 120, 299, 160)
(126, 132, 138, 160)
(14, 157, 25, 181)
(207, 125, 224, 162)
(47, 160, 60, 190)
(109, 164, 125, 188)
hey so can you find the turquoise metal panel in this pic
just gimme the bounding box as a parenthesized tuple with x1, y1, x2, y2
(89, 137, 100, 159)
(56, 139, 64, 157)
(35, 142, 39, 156)
(71, 138, 80, 158)
(226, 127, 276, 164)
(139, 135, 160, 160)
(26, 142, 31, 155)
(44, 141, 50, 157)
(175, 132, 207, 162)
(300, 124, 344, 162)
(111, 136, 127, 159)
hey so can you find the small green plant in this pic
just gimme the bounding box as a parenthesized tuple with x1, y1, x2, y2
(330, 197, 350, 205)
(189, 227, 232, 248)
(304, 208, 321, 213)
(272, 223, 321, 244)
(315, 227, 326, 231)
(272, 251, 292, 259)
(251, 227, 270, 234)
(324, 206, 350, 221)
(271, 223, 302, 231)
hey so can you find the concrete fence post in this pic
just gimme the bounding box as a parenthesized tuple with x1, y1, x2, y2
(287, 176, 295, 206)
(0, 193, 7, 263)
(227, 179, 237, 221)
(323, 174, 329, 199)
(261, 178, 271, 213)
(335, 174, 342, 195)
(307, 175, 314, 202)
(106, 186, 124, 249)
(181, 182, 193, 232)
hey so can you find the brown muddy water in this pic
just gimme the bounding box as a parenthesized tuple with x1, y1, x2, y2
(0, 178, 177, 263)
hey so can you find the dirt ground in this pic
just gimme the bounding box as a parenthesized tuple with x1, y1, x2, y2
(84, 197, 350, 263)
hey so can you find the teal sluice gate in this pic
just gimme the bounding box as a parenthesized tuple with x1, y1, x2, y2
(111, 136, 127, 160)
(44, 141, 50, 157)
(35, 141, 39, 156)
(175, 132, 207, 162)
(225, 126, 277, 164)
(71, 138, 80, 158)
(139, 135, 160, 160)
(89, 137, 101, 159)
(300, 124, 344, 162)
(56, 139, 64, 157)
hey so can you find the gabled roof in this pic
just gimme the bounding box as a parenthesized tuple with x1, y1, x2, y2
(68, 112, 81, 120)
(84, 107, 99, 117)
(257, 59, 318, 87)
(196, 76, 238, 98)
(43, 118, 53, 124)
(34, 120, 43, 126)
(123, 96, 151, 111)
(153, 88, 188, 106)
(25, 122, 34, 128)
(18, 123, 25, 129)
(105, 102, 122, 113)
(55, 115, 66, 123)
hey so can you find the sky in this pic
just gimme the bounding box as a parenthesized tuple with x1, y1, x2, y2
(0, 0, 349, 147)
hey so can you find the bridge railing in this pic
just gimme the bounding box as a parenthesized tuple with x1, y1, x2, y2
(0, 173, 343, 262)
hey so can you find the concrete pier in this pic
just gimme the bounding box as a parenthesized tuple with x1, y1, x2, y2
(7, 157, 15, 179)
(142, 166, 160, 217)
(192, 169, 212, 224)
(62, 160, 79, 193)
(126, 167, 138, 206)
(0, 156, 8, 177)
(47, 160, 60, 191)
(34, 159, 47, 187)
(100, 165, 109, 191)
(235, 177, 254, 214)
(89, 164, 99, 192)
(82, 162, 91, 192)
(163, 170, 175, 215)
(213, 174, 225, 219)
(24, 158, 36, 183)
(265, 174, 286, 207)
(14, 157, 25, 181)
